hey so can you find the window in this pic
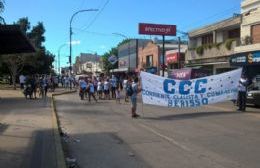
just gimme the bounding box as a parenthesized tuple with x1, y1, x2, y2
(251, 24, 260, 44)
(146, 55, 153, 67)
(202, 34, 213, 45)
(228, 28, 240, 39)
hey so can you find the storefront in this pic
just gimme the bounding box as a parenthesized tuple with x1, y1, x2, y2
(166, 49, 185, 69)
(230, 50, 260, 78)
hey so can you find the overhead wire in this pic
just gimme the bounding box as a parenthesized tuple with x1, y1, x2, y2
(180, 5, 240, 31)
(80, 0, 110, 31)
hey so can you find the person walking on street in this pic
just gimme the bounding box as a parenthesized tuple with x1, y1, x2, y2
(237, 74, 249, 111)
(123, 77, 129, 102)
(130, 77, 140, 118)
(19, 74, 26, 89)
(88, 80, 98, 102)
(104, 79, 110, 100)
(110, 75, 117, 99)
(115, 86, 121, 104)
(97, 79, 103, 99)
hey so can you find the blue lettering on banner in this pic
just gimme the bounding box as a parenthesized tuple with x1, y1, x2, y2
(163, 79, 176, 94)
(141, 68, 242, 108)
(195, 79, 207, 93)
(164, 79, 207, 95)
(179, 80, 192, 95)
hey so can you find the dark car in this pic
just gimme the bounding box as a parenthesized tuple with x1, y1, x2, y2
(247, 75, 260, 107)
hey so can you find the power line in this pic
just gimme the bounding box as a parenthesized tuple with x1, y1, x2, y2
(180, 5, 240, 31)
(73, 27, 114, 36)
(80, 0, 110, 30)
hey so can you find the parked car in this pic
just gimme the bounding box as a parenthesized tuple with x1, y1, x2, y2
(247, 75, 260, 107)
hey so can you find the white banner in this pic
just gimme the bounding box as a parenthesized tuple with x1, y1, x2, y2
(140, 68, 242, 108)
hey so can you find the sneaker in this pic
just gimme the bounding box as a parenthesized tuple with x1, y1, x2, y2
(132, 114, 140, 118)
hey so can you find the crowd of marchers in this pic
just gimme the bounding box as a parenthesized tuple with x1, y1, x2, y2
(77, 74, 141, 118)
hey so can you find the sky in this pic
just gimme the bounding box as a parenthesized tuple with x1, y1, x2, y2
(3, 0, 241, 69)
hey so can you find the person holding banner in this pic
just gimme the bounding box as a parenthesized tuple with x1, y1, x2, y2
(131, 77, 140, 118)
(237, 74, 249, 111)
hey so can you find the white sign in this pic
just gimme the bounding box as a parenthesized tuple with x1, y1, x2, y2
(108, 55, 118, 65)
(140, 68, 242, 108)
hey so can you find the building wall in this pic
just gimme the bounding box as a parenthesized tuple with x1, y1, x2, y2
(138, 42, 160, 70)
(216, 31, 224, 43)
(241, 0, 260, 40)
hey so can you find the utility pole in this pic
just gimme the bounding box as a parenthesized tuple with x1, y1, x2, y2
(178, 36, 181, 69)
(69, 9, 98, 76)
(162, 35, 165, 77)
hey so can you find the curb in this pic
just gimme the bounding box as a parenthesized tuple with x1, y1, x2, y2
(51, 90, 76, 168)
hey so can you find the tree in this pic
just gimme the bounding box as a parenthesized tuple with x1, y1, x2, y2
(17, 17, 30, 34)
(28, 22, 45, 48)
(1, 54, 33, 89)
(0, 0, 5, 24)
(0, 17, 54, 89)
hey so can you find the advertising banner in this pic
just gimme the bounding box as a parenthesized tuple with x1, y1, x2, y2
(139, 23, 176, 36)
(141, 68, 242, 108)
(230, 51, 260, 66)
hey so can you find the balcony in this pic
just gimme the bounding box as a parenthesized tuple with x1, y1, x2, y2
(186, 39, 238, 61)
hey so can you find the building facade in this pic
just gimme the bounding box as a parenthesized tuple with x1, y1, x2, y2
(186, 15, 241, 75)
(186, 0, 260, 77)
(74, 53, 102, 75)
(115, 39, 150, 73)
(138, 41, 187, 75)
(231, 0, 260, 78)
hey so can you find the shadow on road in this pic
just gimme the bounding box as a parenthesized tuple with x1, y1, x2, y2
(142, 111, 240, 121)
(61, 131, 151, 168)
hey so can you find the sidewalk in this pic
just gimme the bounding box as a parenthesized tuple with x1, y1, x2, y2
(0, 89, 64, 168)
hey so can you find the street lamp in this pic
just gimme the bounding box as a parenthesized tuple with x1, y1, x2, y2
(112, 33, 130, 73)
(69, 9, 98, 76)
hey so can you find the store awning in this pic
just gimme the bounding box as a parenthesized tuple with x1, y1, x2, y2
(0, 25, 36, 55)
(110, 68, 128, 73)
(185, 61, 229, 67)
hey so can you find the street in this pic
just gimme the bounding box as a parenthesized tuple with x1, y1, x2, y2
(55, 92, 260, 168)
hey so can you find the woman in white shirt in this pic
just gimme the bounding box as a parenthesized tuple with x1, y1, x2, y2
(103, 79, 110, 100)
(97, 80, 103, 99)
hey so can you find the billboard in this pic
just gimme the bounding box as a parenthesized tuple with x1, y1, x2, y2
(230, 51, 260, 66)
(168, 68, 210, 80)
(139, 23, 176, 36)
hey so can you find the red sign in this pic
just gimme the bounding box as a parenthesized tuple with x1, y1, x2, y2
(139, 23, 176, 36)
(166, 53, 178, 64)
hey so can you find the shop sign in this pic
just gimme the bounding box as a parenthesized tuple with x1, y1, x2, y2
(230, 55, 247, 64)
(139, 23, 176, 36)
(230, 51, 260, 65)
(168, 69, 191, 80)
(166, 53, 178, 64)
(168, 68, 210, 80)
(119, 60, 127, 66)
(249, 52, 260, 63)
(108, 55, 118, 65)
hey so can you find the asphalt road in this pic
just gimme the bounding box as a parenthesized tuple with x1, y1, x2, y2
(55, 92, 260, 168)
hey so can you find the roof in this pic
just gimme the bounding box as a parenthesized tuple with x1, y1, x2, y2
(0, 25, 36, 54)
(188, 15, 241, 38)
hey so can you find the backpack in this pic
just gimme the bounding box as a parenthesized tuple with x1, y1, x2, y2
(126, 84, 133, 96)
